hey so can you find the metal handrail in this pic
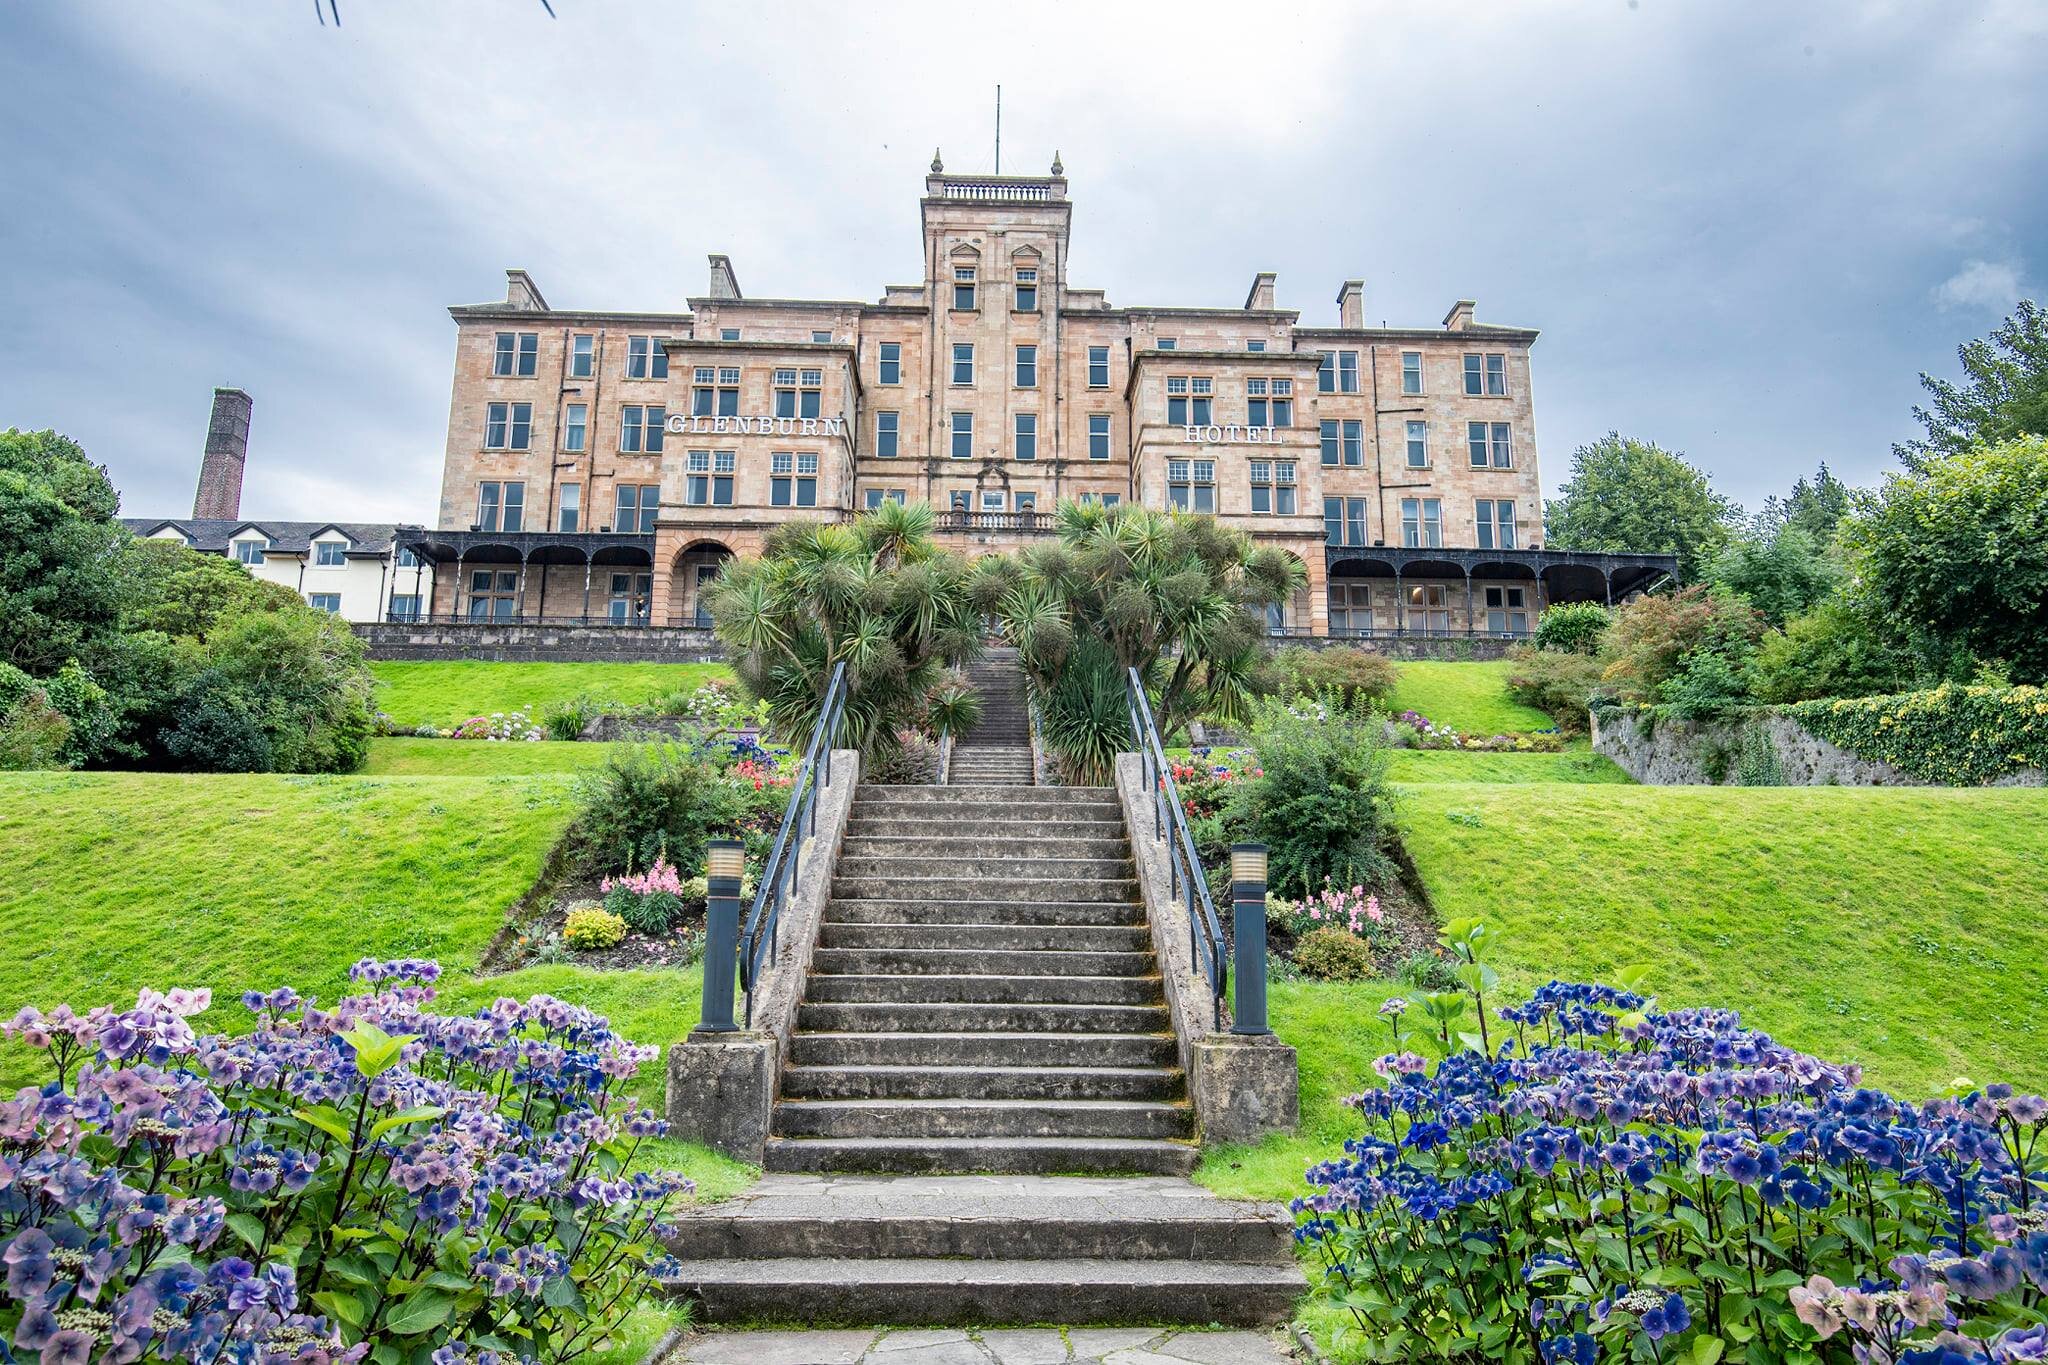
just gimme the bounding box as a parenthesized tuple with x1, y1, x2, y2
(738, 662, 849, 1026)
(1123, 667, 1228, 1030)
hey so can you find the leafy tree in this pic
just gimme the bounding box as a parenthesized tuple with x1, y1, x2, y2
(1896, 300, 2048, 471)
(1599, 585, 1764, 717)
(123, 537, 301, 640)
(706, 501, 982, 756)
(1703, 521, 1841, 625)
(0, 429, 131, 674)
(982, 500, 1301, 741)
(1543, 433, 1739, 582)
(1843, 435, 2048, 682)
(1766, 462, 1853, 546)
(161, 607, 376, 773)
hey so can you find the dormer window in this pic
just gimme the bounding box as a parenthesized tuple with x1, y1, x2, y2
(953, 267, 977, 311)
(234, 538, 268, 566)
(314, 541, 348, 567)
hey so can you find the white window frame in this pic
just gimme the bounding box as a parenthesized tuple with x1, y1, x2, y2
(1407, 420, 1429, 469)
(1014, 412, 1037, 461)
(563, 402, 588, 452)
(1015, 344, 1037, 388)
(1087, 345, 1110, 388)
(949, 412, 973, 458)
(951, 343, 975, 385)
(570, 333, 595, 379)
(1014, 266, 1038, 312)
(953, 266, 977, 311)
(1401, 351, 1423, 395)
(314, 541, 348, 567)
(493, 331, 538, 378)
(878, 341, 901, 385)
(234, 538, 268, 565)
(1088, 413, 1111, 460)
(875, 410, 899, 457)
(558, 482, 581, 532)
(308, 593, 342, 614)
(625, 335, 669, 380)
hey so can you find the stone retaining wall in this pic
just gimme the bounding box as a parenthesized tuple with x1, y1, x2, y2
(353, 622, 723, 662)
(1592, 711, 2047, 787)
(1271, 635, 1517, 661)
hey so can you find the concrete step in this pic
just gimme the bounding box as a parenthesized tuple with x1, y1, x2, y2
(842, 833, 1133, 859)
(835, 855, 1133, 882)
(817, 922, 1153, 953)
(773, 1098, 1193, 1141)
(859, 784, 1115, 806)
(803, 973, 1163, 1008)
(830, 876, 1139, 905)
(796, 1001, 1172, 1034)
(662, 1174, 1294, 1265)
(780, 1063, 1186, 1102)
(846, 816, 1124, 840)
(761, 1135, 1201, 1178)
(788, 1031, 1179, 1069)
(811, 947, 1156, 977)
(825, 898, 1145, 927)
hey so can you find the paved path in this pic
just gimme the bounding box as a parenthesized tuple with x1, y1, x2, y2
(671, 1325, 1301, 1364)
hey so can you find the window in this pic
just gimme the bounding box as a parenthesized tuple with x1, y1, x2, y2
(878, 342, 901, 385)
(1464, 353, 1507, 396)
(1340, 420, 1363, 466)
(770, 452, 817, 507)
(1467, 421, 1513, 468)
(484, 401, 532, 450)
(684, 453, 734, 509)
(1015, 267, 1037, 312)
(950, 412, 973, 458)
(952, 343, 974, 385)
(234, 539, 267, 565)
(1401, 351, 1422, 395)
(314, 541, 347, 567)
(865, 488, 907, 510)
(1077, 491, 1121, 509)
(1408, 584, 1453, 634)
(875, 410, 899, 458)
(569, 334, 595, 379)
(1317, 351, 1336, 393)
(608, 571, 652, 623)
(1156, 337, 1177, 351)
(812, 330, 832, 344)
(1407, 420, 1428, 468)
(1167, 458, 1215, 513)
(1015, 492, 1037, 515)
(468, 569, 519, 620)
(625, 336, 668, 380)
(563, 403, 587, 452)
(1485, 585, 1529, 635)
(949, 490, 971, 513)
(720, 328, 740, 342)
(1329, 582, 1373, 635)
(620, 404, 666, 453)
(388, 594, 421, 622)
(1323, 497, 1368, 547)
(1248, 460, 1296, 514)
(1087, 346, 1110, 387)
(1476, 499, 1518, 550)
(953, 266, 976, 311)
(1247, 377, 1293, 427)
(558, 483, 580, 533)
(1320, 420, 1338, 467)
(396, 547, 418, 569)
(980, 490, 1006, 513)
(1247, 339, 1266, 352)
(1014, 413, 1037, 461)
(773, 368, 823, 419)
(1088, 413, 1111, 460)
(1166, 376, 1213, 426)
(1315, 351, 1358, 392)
(308, 593, 341, 614)
(477, 481, 524, 533)
(1015, 344, 1037, 388)
(690, 367, 741, 418)
(1401, 497, 1443, 548)
(616, 482, 662, 530)
(493, 331, 538, 377)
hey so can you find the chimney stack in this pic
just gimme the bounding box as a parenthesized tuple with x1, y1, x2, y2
(193, 388, 251, 520)
(1337, 279, 1366, 329)
(1243, 271, 1277, 312)
(504, 269, 549, 312)
(708, 254, 743, 301)
(1443, 299, 1477, 332)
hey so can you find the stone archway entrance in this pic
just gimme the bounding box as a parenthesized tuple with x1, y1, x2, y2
(672, 541, 735, 627)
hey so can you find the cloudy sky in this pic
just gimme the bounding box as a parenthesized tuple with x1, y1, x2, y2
(1, 2, 2042, 524)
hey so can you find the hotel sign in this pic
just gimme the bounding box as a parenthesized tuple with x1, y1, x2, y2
(664, 414, 847, 437)
(1182, 425, 1285, 445)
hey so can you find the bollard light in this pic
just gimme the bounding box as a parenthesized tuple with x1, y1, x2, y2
(697, 841, 746, 1034)
(1229, 843, 1272, 1037)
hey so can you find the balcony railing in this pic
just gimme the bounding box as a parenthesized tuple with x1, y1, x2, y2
(379, 612, 715, 628)
(940, 179, 1053, 202)
(935, 510, 1055, 535)
(1325, 625, 1534, 642)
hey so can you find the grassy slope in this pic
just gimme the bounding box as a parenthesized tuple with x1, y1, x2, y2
(1386, 659, 1551, 735)
(371, 660, 730, 728)
(362, 737, 633, 775)
(0, 771, 751, 1198)
(1384, 749, 1631, 784)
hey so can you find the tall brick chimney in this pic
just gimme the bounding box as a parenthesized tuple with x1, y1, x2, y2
(193, 388, 252, 520)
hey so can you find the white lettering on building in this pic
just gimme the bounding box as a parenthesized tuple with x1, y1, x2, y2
(1183, 425, 1281, 444)
(666, 415, 847, 437)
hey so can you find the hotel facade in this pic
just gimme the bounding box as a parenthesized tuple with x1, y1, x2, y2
(405, 159, 1672, 639)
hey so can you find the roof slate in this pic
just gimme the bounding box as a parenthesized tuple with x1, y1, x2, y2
(121, 518, 417, 555)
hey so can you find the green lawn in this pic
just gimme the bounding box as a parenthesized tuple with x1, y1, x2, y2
(0, 770, 750, 1198)
(1384, 749, 1630, 784)
(1385, 660, 1550, 735)
(371, 660, 730, 728)
(362, 736, 636, 775)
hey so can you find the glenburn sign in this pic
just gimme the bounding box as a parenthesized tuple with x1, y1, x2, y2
(663, 414, 848, 437)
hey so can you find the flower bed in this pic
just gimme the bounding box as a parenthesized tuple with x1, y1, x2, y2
(0, 960, 686, 1364)
(1391, 710, 1566, 753)
(1295, 960, 2048, 1363)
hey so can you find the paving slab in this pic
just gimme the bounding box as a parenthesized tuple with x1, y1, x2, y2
(674, 1328, 873, 1364)
(976, 1329, 1071, 1365)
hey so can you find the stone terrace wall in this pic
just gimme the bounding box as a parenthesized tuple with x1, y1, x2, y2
(354, 622, 723, 663)
(1592, 711, 2047, 787)
(1270, 636, 1517, 661)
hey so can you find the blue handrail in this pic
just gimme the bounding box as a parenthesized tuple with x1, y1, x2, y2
(1124, 668, 1228, 1031)
(738, 661, 849, 1027)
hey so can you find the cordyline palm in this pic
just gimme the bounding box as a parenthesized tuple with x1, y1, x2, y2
(989, 501, 1301, 741)
(705, 508, 981, 758)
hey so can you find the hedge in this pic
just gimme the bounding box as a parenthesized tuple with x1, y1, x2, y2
(1786, 681, 2048, 785)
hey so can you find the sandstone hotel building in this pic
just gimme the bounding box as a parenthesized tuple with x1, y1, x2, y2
(405, 158, 1673, 638)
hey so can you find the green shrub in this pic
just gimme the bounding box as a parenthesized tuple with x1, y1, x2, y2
(1752, 596, 1921, 703)
(0, 690, 70, 770)
(1291, 926, 1376, 980)
(563, 904, 627, 950)
(1787, 682, 2047, 784)
(1394, 949, 1461, 992)
(1268, 646, 1398, 712)
(1222, 693, 1396, 897)
(1037, 637, 1131, 785)
(541, 693, 600, 741)
(869, 731, 940, 784)
(160, 670, 276, 772)
(925, 675, 983, 739)
(1531, 600, 1609, 654)
(1501, 644, 1604, 734)
(572, 744, 746, 877)
(606, 885, 685, 934)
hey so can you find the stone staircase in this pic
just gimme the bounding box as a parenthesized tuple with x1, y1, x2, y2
(951, 651, 1033, 785)
(662, 782, 1307, 1326)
